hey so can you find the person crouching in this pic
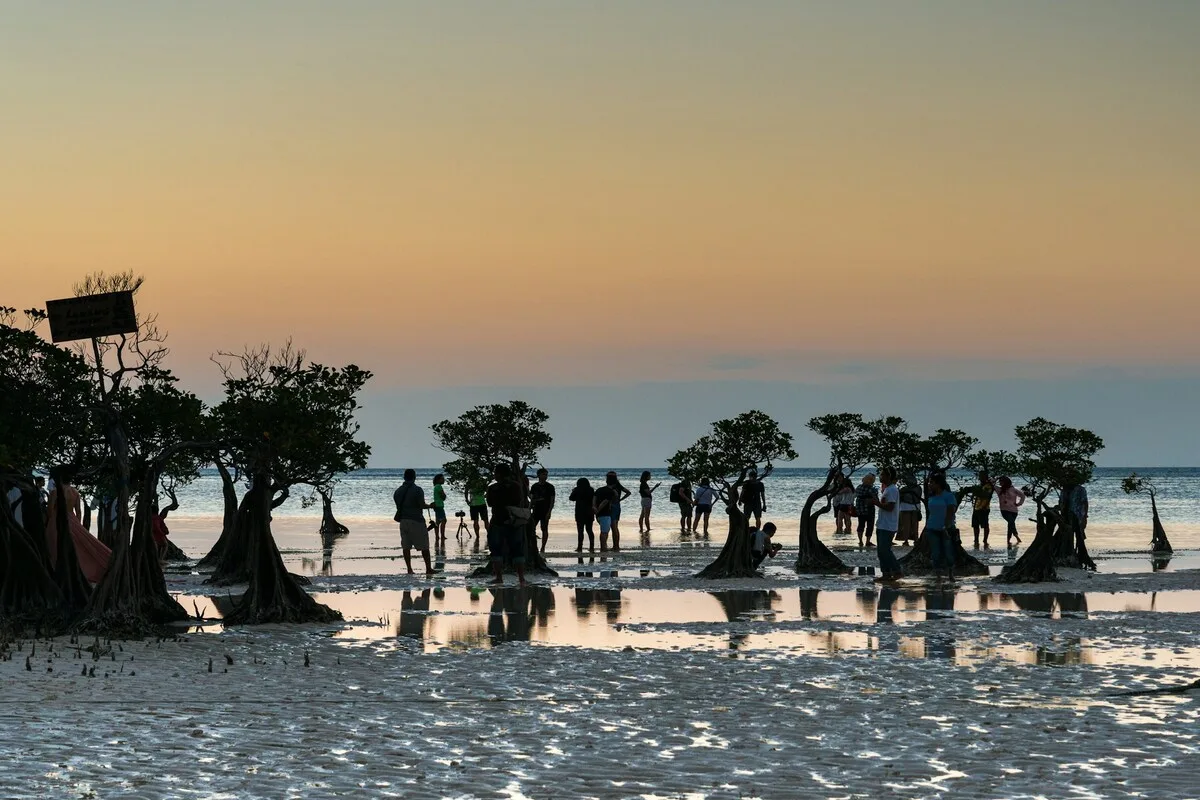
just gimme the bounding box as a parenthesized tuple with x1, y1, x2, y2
(750, 522, 782, 569)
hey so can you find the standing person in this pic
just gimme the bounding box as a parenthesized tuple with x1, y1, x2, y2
(673, 479, 693, 533)
(1063, 480, 1089, 549)
(486, 463, 527, 586)
(466, 476, 489, 539)
(854, 473, 879, 547)
(431, 473, 449, 547)
(996, 476, 1026, 546)
(833, 477, 855, 535)
(897, 477, 922, 546)
(605, 472, 632, 552)
(637, 471, 661, 534)
(393, 469, 436, 576)
(741, 470, 766, 529)
(925, 473, 958, 582)
(692, 478, 716, 537)
(594, 477, 615, 552)
(873, 467, 902, 581)
(569, 478, 596, 552)
(970, 471, 995, 549)
(530, 468, 556, 554)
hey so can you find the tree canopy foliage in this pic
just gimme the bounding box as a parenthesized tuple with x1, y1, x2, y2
(668, 410, 797, 502)
(212, 343, 372, 489)
(431, 401, 552, 492)
(0, 319, 95, 473)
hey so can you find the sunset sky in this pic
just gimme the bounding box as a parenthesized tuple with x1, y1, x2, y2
(3, 2, 1198, 465)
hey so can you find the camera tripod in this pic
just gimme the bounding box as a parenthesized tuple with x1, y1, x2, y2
(455, 511, 471, 542)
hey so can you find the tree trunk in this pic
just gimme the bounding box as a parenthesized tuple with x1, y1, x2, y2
(995, 503, 1060, 584)
(898, 531, 989, 576)
(81, 498, 91, 532)
(197, 458, 241, 569)
(1150, 494, 1173, 554)
(0, 477, 66, 629)
(224, 477, 342, 625)
(97, 498, 118, 550)
(318, 489, 349, 540)
(697, 506, 758, 578)
(470, 521, 559, 577)
(793, 484, 849, 574)
(163, 538, 189, 562)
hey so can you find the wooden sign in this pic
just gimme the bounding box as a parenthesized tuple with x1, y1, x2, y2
(45, 291, 138, 343)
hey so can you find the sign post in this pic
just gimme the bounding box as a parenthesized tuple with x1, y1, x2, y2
(45, 290, 138, 344)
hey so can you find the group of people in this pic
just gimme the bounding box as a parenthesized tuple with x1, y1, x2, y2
(670, 471, 768, 535)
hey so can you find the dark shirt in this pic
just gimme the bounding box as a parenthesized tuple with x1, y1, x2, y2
(393, 482, 426, 522)
(486, 479, 523, 525)
(639, 482, 652, 499)
(594, 486, 615, 516)
(569, 485, 595, 518)
(530, 481, 556, 515)
(742, 479, 765, 511)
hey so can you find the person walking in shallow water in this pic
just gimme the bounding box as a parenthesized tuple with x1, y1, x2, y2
(674, 478, 693, 533)
(996, 476, 1025, 546)
(638, 471, 660, 534)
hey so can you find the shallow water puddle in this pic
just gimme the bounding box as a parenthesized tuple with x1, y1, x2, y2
(176, 586, 1200, 668)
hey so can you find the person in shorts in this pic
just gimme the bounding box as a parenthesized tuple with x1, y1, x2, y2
(467, 478, 489, 538)
(741, 470, 766, 529)
(854, 473, 879, 547)
(530, 468, 556, 554)
(970, 471, 995, 549)
(393, 469, 436, 576)
(486, 463, 527, 586)
(604, 472, 631, 552)
(431, 473, 448, 546)
(594, 478, 616, 551)
(692, 478, 716, 536)
(675, 479, 693, 533)
(637, 471, 660, 534)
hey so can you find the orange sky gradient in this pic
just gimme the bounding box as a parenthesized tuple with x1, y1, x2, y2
(3, 2, 1199, 390)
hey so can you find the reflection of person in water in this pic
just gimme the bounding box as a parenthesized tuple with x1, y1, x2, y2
(486, 585, 555, 645)
(397, 589, 431, 642)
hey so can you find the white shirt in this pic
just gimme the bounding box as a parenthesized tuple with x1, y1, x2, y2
(877, 484, 901, 531)
(751, 529, 769, 553)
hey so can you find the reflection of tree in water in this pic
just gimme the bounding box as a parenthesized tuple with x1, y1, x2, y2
(710, 590, 778, 653)
(487, 585, 556, 645)
(396, 589, 431, 641)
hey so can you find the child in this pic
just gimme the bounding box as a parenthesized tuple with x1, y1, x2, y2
(432, 474, 448, 545)
(833, 477, 855, 535)
(750, 522, 782, 568)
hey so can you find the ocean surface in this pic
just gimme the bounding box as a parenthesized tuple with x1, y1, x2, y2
(169, 466, 1195, 529)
